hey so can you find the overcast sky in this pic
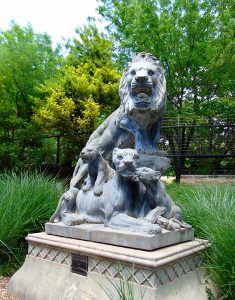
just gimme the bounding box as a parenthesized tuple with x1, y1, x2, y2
(0, 0, 106, 46)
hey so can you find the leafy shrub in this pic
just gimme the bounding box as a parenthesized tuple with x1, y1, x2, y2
(167, 183, 235, 300)
(0, 171, 66, 275)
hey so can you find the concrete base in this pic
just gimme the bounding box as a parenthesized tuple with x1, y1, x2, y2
(181, 174, 235, 184)
(8, 232, 210, 300)
(45, 222, 194, 250)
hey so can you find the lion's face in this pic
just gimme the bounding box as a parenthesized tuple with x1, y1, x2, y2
(135, 167, 161, 182)
(126, 61, 159, 110)
(118, 53, 166, 116)
(112, 148, 139, 178)
(80, 146, 99, 163)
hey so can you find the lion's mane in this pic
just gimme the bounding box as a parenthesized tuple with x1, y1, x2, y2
(117, 53, 167, 123)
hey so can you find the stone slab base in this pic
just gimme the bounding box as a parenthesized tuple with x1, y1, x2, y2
(45, 222, 194, 250)
(181, 175, 235, 184)
(8, 232, 210, 300)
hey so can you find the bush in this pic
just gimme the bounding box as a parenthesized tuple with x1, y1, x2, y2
(0, 171, 66, 275)
(167, 183, 235, 300)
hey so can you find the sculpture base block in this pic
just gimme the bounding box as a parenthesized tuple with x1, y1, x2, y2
(8, 232, 210, 300)
(45, 222, 194, 250)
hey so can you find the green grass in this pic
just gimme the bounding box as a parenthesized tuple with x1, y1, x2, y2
(167, 183, 235, 300)
(0, 171, 66, 275)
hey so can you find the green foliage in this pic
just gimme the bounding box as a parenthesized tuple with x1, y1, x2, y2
(66, 24, 113, 68)
(33, 25, 120, 165)
(0, 22, 61, 170)
(167, 183, 235, 300)
(98, 0, 234, 117)
(0, 21, 61, 119)
(33, 66, 101, 134)
(0, 123, 58, 171)
(0, 171, 66, 275)
(65, 24, 121, 116)
(0, 22, 120, 169)
(98, 0, 235, 173)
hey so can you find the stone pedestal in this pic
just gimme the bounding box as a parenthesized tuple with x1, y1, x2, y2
(45, 222, 194, 250)
(8, 232, 210, 300)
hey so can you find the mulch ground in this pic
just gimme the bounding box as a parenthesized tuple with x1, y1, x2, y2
(0, 277, 14, 300)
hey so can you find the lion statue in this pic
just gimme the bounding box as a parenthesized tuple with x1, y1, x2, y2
(63, 148, 162, 235)
(71, 52, 167, 188)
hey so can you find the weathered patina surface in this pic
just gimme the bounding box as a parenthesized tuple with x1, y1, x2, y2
(50, 53, 191, 234)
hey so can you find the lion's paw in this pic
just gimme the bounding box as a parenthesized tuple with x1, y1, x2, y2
(94, 187, 103, 196)
(172, 222, 181, 230)
(82, 185, 92, 192)
(145, 224, 162, 235)
(62, 213, 84, 226)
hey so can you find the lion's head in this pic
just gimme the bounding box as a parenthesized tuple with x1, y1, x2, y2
(79, 146, 100, 164)
(112, 148, 139, 178)
(135, 167, 161, 183)
(117, 53, 166, 121)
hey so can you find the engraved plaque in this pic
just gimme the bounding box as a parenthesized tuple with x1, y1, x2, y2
(71, 253, 88, 276)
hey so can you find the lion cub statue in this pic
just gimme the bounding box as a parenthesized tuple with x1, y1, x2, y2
(102, 148, 162, 235)
(135, 167, 192, 230)
(80, 146, 115, 196)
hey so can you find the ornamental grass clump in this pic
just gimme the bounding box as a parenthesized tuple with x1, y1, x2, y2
(0, 171, 65, 275)
(167, 183, 235, 300)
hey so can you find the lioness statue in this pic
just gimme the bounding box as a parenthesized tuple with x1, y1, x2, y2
(63, 148, 162, 235)
(71, 52, 167, 188)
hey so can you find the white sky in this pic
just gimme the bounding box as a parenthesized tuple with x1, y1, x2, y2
(0, 0, 106, 46)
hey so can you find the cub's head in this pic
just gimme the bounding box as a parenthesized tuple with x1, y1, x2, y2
(135, 167, 161, 183)
(112, 148, 139, 178)
(80, 146, 100, 164)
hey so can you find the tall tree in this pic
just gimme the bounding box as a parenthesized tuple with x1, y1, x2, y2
(33, 25, 120, 165)
(0, 22, 61, 169)
(0, 22, 61, 119)
(98, 0, 234, 113)
(98, 0, 235, 174)
(65, 24, 121, 115)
